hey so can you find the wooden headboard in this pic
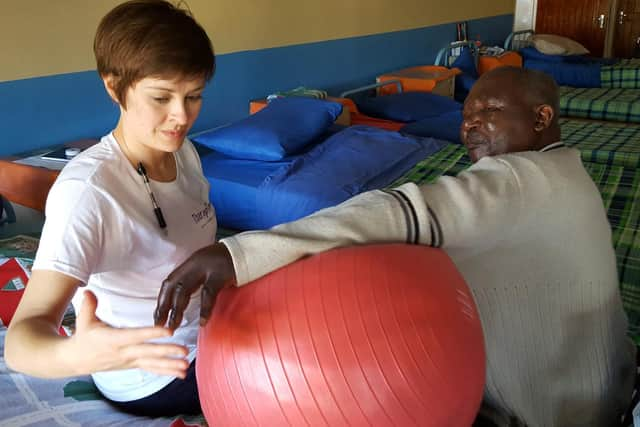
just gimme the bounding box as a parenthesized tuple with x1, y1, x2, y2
(0, 160, 59, 212)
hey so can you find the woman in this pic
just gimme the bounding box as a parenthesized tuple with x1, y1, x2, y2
(5, 0, 216, 417)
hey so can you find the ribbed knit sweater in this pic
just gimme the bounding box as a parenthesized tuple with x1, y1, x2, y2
(221, 145, 636, 426)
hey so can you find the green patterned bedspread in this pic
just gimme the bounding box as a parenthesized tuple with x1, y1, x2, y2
(559, 86, 640, 123)
(601, 59, 640, 89)
(390, 144, 472, 186)
(390, 143, 640, 344)
(560, 118, 640, 167)
(616, 58, 640, 67)
(585, 162, 640, 343)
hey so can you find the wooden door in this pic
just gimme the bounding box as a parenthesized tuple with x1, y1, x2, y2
(613, 0, 640, 57)
(536, 0, 611, 56)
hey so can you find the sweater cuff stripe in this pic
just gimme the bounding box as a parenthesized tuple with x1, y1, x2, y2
(426, 205, 443, 247)
(394, 190, 420, 244)
(389, 189, 420, 244)
(384, 189, 415, 243)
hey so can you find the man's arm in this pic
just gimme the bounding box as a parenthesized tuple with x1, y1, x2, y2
(223, 182, 435, 285)
(156, 155, 537, 328)
(225, 156, 531, 285)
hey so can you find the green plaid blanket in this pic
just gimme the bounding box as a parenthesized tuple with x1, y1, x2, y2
(601, 64, 640, 89)
(560, 118, 640, 168)
(583, 162, 640, 343)
(615, 58, 640, 67)
(390, 144, 640, 344)
(559, 86, 640, 123)
(389, 144, 472, 187)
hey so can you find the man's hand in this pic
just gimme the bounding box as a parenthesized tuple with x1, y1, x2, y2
(154, 242, 236, 330)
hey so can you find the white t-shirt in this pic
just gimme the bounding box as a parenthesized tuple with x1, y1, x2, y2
(33, 133, 217, 402)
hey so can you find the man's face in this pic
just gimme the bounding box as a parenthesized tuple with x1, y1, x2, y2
(460, 77, 538, 163)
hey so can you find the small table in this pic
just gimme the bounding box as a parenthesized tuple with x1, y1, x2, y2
(5, 139, 98, 171)
(0, 139, 99, 213)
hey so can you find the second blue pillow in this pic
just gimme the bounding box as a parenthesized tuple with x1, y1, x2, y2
(356, 91, 462, 123)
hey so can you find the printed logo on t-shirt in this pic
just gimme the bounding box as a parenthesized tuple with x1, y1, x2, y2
(192, 202, 214, 228)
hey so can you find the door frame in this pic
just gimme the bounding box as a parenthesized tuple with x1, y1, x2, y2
(514, 0, 538, 31)
(604, 0, 618, 56)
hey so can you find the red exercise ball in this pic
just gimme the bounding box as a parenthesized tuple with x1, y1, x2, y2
(197, 244, 485, 426)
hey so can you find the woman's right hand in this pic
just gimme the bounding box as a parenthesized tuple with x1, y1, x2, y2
(69, 290, 190, 378)
(5, 269, 189, 379)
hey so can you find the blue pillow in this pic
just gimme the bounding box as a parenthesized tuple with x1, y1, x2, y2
(193, 97, 343, 161)
(451, 47, 478, 78)
(454, 73, 477, 102)
(356, 91, 462, 123)
(400, 110, 463, 144)
(524, 59, 601, 88)
(519, 46, 568, 63)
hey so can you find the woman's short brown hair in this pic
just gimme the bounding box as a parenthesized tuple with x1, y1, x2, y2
(94, 0, 215, 107)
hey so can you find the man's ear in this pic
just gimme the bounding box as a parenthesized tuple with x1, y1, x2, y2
(101, 74, 121, 105)
(534, 104, 554, 132)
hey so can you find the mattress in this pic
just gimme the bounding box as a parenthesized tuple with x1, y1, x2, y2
(519, 47, 640, 89)
(525, 59, 601, 88)
(559, 86, 640, 123)
(560, 118, 640, 167)
(200, 150, 290, 232)
(601, 63, 640, 89)
(584, 161, 640, 343)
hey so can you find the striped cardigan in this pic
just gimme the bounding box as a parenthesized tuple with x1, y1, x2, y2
(222, 145, 635, 426)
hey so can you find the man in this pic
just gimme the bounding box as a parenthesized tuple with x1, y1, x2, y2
(155, 67, 636, 426)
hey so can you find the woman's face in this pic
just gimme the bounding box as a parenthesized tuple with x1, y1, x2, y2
(119, 75, 206, 153)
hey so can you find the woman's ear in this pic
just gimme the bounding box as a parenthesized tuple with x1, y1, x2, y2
(534, 104, 554, 132)
(101, 74, 120, 105)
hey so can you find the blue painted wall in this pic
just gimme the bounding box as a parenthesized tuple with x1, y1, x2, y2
(0, 14, 513, 157)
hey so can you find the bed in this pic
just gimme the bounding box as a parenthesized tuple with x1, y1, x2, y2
(193, 96, 456, 231)
(335, 79, 640, 166)
(559, 86, 640, 124)
(434, 38, 640, 124)
(433, 40, 481, 101)
(336, 81, 405, 131)
(504, 29, 640, 89)
(198, 126, 450, 230)
(560, 118, 640, 167)
(337, 79, 462, 135)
